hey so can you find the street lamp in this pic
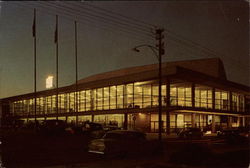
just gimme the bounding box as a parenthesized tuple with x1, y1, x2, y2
(132, 44, 163, 142)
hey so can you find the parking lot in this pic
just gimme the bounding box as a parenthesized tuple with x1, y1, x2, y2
(0, 129, 249, 168)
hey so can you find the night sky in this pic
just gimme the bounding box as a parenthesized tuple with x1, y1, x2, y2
(0, 1, 249, 99)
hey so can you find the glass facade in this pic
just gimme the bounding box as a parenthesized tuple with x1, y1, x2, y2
(10, 80, 246, 120)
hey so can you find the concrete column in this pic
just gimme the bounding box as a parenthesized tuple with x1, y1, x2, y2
(212, 114, 216, 133)
(212, 88, 215, 110)
(166, 110, 170, 134)
(242, 117, 245, 127)
(191, 113, 196, 127)
(91, 114, 94, 122)
(229, 92, 232, 111)
(166, 80, 170, 107)
(227, 116, 232, 128)
(191, 83, 195, 108)
(124, 113, 128, 130)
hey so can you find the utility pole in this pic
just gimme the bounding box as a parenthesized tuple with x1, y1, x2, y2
(75, 21, 79, 125)
(155, 28, 164, 141)
(33, 8, 37, 127)
(55, 15, 59, 121)
(156, 29, 170, 135)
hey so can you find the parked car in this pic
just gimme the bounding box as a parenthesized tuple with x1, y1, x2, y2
(103, 125, 121, 132)
(177, 127, 203, 139)
(39, 119, 68, 135)
(217, 128, 249, 144)
(81, 122, 105, 138)
(217, 129, 240, 137)
(88, 130, 147, 156)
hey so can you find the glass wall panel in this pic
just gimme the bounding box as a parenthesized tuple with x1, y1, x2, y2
(134, 82, 143, 108)
(51, 95, 56, 113)
(170, 83, 192, 107)
(79, 91, 85, 112)
(126, 83, 134, 108)
(59, 94, 65, 113)
(110, 86, 116, 109)
(232, 93, 245, 112)
(117, 85, 124, 109)
(152, 85, 159, 106)
(195, 85, 212, 109)
(29, 98, 35, 115)
(103, 87, 109, 110)
(85, 90, 91, 111)
(23, 100, 29, 116)
(46, 96, 51, 114)
(96, 88, 103, 110)
(92, 89, 96, 110)
(170, 86, 177, 106)
(94, 114, 124, 128)
(78, 115, 92, 124)
(215, 89, 229, 110)
(143, 84, 151, 108)
(239, 95, 245, 112)
(162, 85, 167, 106)
(232, 93, 239, 112)
(69, 93, 75, 112)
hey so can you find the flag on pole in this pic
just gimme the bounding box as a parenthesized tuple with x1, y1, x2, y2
(32, 9, 36, 37)
(54, 15, 58, 43)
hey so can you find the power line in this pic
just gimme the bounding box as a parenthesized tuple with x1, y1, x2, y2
(12, 2, 153, 43)
(85, 2, 157, 28)
(32, 1, 154, 38)
(68, 1, 155, 31)
(11, 2, 229, 63)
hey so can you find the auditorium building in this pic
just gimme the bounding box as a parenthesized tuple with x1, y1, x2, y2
(0, 58, 249, 133)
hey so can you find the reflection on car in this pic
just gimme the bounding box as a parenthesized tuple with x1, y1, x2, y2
(177, 127, 203, 139)
(88, 130, 147, 156)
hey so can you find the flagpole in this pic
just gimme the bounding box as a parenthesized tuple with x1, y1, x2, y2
(55, 15, 59, 121)
(75, 21, 78, 125)
(33, 8, 37, 127)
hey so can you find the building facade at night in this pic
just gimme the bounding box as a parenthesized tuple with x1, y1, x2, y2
(1, 58, 249, 132)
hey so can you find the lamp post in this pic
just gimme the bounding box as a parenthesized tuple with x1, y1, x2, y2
(133, 28, 165, 141)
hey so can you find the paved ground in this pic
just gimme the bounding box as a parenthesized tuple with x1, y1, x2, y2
(0, 130, 249, 168)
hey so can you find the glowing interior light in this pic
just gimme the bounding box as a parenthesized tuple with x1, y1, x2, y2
(46, 76, 54, 89)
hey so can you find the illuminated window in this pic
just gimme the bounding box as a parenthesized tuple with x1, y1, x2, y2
(110, 86, 116, 109)
(126, 83, 134, 108)
(69, 93, 75, 112)
(143, 84, 151, 108)
(103, 87, 109, 110)
(79, 91, 85, 112)
(85, 90, 91, 111)
(232, 93, 245, 112)
(117, 85, 124, 109)
(152, 85, 159, 106)
(170, 83, 192, 107)
(195, 85, 212, 109)
(96, 88, 103, 110)
(134, 82, 143, 108)
(215, 89, 229, 110)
